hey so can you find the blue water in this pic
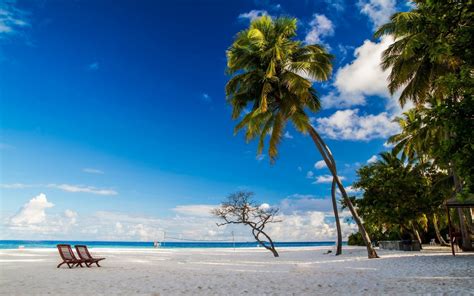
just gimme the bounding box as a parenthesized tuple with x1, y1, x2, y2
(0, 240, 342, 249)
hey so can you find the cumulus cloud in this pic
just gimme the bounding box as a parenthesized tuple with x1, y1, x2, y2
(313, 175, 345, 184)
(47, 184, 117, 196)
(314, 109, 400, 141)
(367, 155, 378, 164)
(0, 1, 29, 37)
(305, 14, 334, 46)
(314, 160, 327, 169)
(82, 168, 104, 174)
(321, 36, 394, 109)
(10, 193, 54, 225)
(358, 0, 396, 30)
(238, 10, 268, 21)
(306, 171, 314, 179)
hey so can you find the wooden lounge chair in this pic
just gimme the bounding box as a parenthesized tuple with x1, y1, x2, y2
(57, 244, 86, 268)
(75, 245, 105, 267)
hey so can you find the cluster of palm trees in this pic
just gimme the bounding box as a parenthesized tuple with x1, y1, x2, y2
(224, 1, 472, 258)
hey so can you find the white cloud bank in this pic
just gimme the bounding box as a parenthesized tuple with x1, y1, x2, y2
(314, 109, 399, 141)
(2, 194, 358, 242)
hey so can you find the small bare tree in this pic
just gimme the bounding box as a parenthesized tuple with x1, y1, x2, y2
(212, 191, 281, 257)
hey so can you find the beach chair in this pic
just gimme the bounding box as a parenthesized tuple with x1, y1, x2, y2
(75, 245, 105, 267)
(56, 244, 86, 268)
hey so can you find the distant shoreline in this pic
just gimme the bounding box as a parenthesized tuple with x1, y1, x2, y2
(0, 240, 346, 250)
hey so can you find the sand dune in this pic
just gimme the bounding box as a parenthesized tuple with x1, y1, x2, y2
(0, 246, 472, 295)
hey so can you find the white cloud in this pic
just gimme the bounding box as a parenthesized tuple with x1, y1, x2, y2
(0, 1, 29, 37)
(358, 0, 396, 30)
(306, 171, 314, 179)
(1, 182, 117, 196)
(367, 155, 378, 164)
(47, 184, 117, 196)
(172, 205, 216, 217)
(10, 193, 54, 225)
(0, 183, 32, 189)
(3, 195, 358, 242)
(313, 175, 345, 184)
(283, 131, 293, 139)
(344, 186, 361, 194)
(238, 10, 268, 21)
(383, 141, 394, 148)
(64, 209, 78, 225)
(314, 160, 327, 169)
(304, 14, 334, 45)
(314, 109, 400, 141)
(321, 36, 394, 109)
(297, 166, 303, 172)
(82, 168, 104, 174)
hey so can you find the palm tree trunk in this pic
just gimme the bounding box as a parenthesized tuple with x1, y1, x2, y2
(453, 172, 473, 250)
(308, 126, 378, 258)
(433, 214, 449, 246)
(331, 179, 342, 255)
(411, 224, 423, 249)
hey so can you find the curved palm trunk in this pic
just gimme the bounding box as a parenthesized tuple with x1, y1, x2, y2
(309, 127, 379, 259)
(331, 179, 342, 255)
(433, 214, 449, 246)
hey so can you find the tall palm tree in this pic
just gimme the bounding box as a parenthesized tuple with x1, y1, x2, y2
(225, 16, 378, 258)
(374, 3, 463, 107)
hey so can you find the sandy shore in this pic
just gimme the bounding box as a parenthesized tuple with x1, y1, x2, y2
(0, 246, 473, 295)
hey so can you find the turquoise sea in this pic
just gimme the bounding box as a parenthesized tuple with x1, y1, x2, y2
(0, 240, 342, 249)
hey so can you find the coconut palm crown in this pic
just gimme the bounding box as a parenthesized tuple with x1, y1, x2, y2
(226, 16, 332, 161)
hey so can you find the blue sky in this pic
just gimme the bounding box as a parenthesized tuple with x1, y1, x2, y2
(0, 0, 412, 242)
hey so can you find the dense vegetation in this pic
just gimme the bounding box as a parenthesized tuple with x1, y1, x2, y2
(348, 0, 473, 249)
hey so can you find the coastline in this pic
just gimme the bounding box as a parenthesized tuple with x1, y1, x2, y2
(1, 245, 472, 295)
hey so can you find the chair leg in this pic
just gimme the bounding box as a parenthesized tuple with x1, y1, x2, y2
(57, 262, 65, 268)
(96, 262, 101, 267)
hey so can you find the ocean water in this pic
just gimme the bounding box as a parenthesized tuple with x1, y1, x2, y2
(0, 240, 342, 249)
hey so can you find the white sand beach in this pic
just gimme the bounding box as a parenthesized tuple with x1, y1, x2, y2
(0, 246, 473, 295)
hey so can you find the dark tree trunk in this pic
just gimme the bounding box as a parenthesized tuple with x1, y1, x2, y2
(453, 172, 473, 250)
(412, 225, 423, 249)
(252, 229, 279, 257)
(332, 179, 342, 255)
(309, 127, 379, 259)
(433, 214, 449, 246)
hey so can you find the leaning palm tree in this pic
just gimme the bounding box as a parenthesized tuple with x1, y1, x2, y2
(225, 16, 378, 258)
